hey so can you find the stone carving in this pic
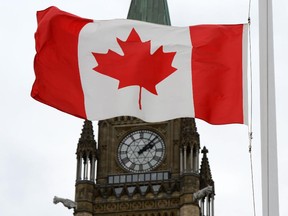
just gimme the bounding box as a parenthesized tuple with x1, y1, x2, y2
(53, 196, 77, 209)
(193, 186, 213, 201)
(93, 199, 180, 213)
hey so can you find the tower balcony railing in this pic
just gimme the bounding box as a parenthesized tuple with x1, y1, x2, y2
(93, 171, 183, 198)
(107, 171, 170, 184)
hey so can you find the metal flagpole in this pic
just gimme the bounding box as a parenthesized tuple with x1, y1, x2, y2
(258, 0, 279, 216)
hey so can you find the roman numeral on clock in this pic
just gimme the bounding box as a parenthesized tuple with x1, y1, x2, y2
(153, 155, 161, 161)
(122, 157, 129, 164)
(139, 131, 144, 139)
(129, 163, 136, 170)
(120, 150, 126, 155)
(156, 148, 163, 152)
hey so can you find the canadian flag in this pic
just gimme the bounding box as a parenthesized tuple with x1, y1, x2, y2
(32, 6, 248, 125)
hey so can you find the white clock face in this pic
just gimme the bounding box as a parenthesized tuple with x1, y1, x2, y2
(118, 130, 165, 173)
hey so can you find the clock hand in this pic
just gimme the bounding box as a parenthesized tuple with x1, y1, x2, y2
(138, 137, 158, 155)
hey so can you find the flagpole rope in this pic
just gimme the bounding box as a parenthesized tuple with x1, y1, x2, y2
(247, 0, 256, 215)
(248, 0, 252, 19)
(248, 22, 257, 216)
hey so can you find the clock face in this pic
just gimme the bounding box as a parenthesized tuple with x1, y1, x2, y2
(118, 130, 165, 173)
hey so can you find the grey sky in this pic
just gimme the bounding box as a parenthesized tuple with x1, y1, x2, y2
(0, 0, 287, 216)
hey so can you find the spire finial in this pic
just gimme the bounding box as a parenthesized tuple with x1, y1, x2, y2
(199, 146, 214, 189)
(201, 146, 209, 155)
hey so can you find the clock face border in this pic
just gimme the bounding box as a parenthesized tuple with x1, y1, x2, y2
(117, 129, 166, 173)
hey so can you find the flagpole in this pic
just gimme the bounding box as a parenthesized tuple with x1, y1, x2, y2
(258, 0, 279, 216)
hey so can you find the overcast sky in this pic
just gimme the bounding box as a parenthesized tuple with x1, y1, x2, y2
(0, 0, 287, 216)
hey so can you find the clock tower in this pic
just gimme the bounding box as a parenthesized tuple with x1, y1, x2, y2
(74, 1, 215, 216)
(75, 117, 214, 216)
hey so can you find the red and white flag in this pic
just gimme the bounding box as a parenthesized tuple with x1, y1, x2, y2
(32, 6, 248, 125)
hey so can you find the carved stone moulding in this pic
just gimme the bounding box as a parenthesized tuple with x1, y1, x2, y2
(93, 198, 180, 214)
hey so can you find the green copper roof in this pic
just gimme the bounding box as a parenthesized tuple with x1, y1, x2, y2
(127, 0, 171, 25)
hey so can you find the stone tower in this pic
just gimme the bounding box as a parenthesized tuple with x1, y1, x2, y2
(74, 1, 215, 216)
(74, 118, 215, 216)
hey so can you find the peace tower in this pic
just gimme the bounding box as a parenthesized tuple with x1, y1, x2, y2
(73, 1, 215, 216)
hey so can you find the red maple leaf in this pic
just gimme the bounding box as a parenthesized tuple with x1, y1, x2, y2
(92, 28, 177, 110)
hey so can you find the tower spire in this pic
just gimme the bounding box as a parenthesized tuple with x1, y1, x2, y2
(76, 120, 97, 182)
(127, 0, 171, 25)
(77, 120, 97, 151)
(196, 146, 215, 216)
(199, 146, 214, 189)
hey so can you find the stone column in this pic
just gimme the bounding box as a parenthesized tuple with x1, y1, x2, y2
(183, 146, 187, 173)
(180, 147, 183, 174)
(90, 156, 95, 182)
(190, 146, 194, 173)
(76, 157, 82, 181)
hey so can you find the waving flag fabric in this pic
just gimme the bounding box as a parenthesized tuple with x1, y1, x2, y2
(32, 6, 248, 125)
